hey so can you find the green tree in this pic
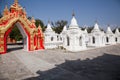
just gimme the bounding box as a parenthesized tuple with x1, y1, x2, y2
(52, 20, 68, 34)
(35, 19, 44, 27)
(9, 25, 23, 41)
(28, 17, 45, 32)
(35, 19, 46, 32)
(112, 27, 120, 33)
(87, 27, 94, 33)
(0, 12, 2, 18)
(27, 16, 32, 20)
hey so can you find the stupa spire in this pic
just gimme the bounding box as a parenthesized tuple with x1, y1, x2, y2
(94, 21, 99, 30)
(23, 7, 27, 15)
(72, 10, 75, 17)
(63, 25, 67, 31)
(95, 19, 98, 23)
(4, 5, 9, 12)
(115, 28, 120, 34)
(38, 24, 42, 30)
(84, 28, 88, 33)
(46, 20, 53, 32)
(31, 16, 35, 23)
(106, 25, 113, 34)
(69, 11, 79, 29)
(5, 5, 8, 9)
(3, 5, 9, 15)
(91, 21, 101, 32)
(10, 0, 23, 13)
(48, 20, 50, 24)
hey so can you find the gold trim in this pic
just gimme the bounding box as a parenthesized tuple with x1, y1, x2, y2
(0, 46, 4, 52)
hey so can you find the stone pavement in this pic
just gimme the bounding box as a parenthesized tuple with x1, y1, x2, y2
(15, 50, 55, 74)
(0, 51, 33, 80)
(0, 44, 120, 80)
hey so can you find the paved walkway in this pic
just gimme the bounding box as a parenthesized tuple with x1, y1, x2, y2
(0, 44, 120, 80)
(15, 50, 55, 74)
(0, 51, 33, 80)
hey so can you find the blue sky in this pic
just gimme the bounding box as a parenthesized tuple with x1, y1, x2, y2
(0, 0, 120, 30)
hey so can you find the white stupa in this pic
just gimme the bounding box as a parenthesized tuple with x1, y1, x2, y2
(106, 26, 113, 34)
(83, 28, 89, 46)
(88, 22, 105, 47)
(115, 28, 120, 43)
(91, 22, 101, 32)
(61, 13, 86, 52)
(105, 25, 115, 45)
(44, 21, 62, 49)
(45, 22, 53, 32)
(69, 13, 79, 29)
(115, 28, 120, 34)
(62, 25, 67, 33)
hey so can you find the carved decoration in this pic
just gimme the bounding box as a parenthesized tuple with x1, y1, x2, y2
(0, 0, 44, 54)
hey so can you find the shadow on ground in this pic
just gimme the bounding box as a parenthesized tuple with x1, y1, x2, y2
(24, 54, 120, 80)
(7, 44, 23, 53)
(7, 47, 23, 53)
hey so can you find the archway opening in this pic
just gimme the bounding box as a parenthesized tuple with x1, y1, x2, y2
(115, 37, 118, 42)
(51, 37, 54, 41)
(79, 36, 82, 46)
(6, 22, 28, 52)
(106, 37, 109, 43)
(67, 36, 70, 46)
(92, 37, 95, 44)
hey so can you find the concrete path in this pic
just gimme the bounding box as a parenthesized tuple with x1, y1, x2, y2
(15, 50, 55, 75)
(0, 44, 120, 80)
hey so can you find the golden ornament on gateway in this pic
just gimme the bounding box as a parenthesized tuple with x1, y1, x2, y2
(0, 0, 44, 54)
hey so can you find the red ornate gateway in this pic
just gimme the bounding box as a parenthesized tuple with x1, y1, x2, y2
(0, 0, 44, 54)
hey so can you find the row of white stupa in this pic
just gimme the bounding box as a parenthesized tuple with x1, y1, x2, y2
(44, 14, 120, 52)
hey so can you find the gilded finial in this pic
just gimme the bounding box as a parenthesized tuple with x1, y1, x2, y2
(14, 0, 18, 3)
(23, 7, 26, 14)
(5, 5, 8, 10)
(3, 5, 9, 15)
(31, 16, 35, 23)
(38, 24, 42, 29)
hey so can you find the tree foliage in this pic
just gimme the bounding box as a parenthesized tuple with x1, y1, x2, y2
(87, 27, 94, 33)
(28, 17, 45, 32)
(9, 25, 23, 41)
(52, 20, 68, 34)
(0, 12, 2, 18)
(35, 19, 46, 32)
(27, 16, 32, 20)
(112, 27, 120, 33)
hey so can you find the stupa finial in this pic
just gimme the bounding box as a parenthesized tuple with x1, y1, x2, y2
(31, 16, 35, 23)
(72, 10, 75, 17)
(95, 19, 98, 23)
(5, 5, 8, 10)
(3, 5, 9, 15)
(38, 24, 42, 29)
(14, 0, 18, 3)
(48, 19, 51, 24)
